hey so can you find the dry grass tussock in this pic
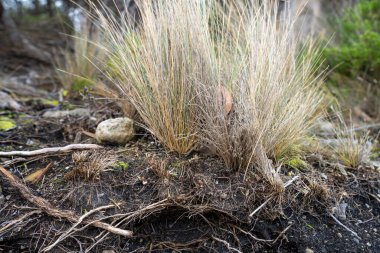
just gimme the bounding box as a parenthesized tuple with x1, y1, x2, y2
(92, 1, 325, 186)
(54, 18, 107, 94)
(64, 151, 117, 181)
(93, 0, 215, 154)
(331, 115, 373, 168)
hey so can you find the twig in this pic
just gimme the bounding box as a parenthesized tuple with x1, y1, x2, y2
(0, 165, 133, 238)
(0, 144, 102, 157)
(42, 204, 116, 252)
(368, 193, 380, 203)
(329, 214, 361, 240)
(0, 210, 42, 234)
(249, 198, 273, 217)
(249, 176, 300, 217)
(233, 226, 273, 243)
(212, 236, 242, 253)
(272, 224, 293, 244)
(283, 175, 300, 188)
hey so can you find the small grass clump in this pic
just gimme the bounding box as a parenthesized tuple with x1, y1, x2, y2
(196, 2, 325, 185)
(55, 19, 107, 96)
(333, 122, 373, 168)
(94, 0, 215, 154)
(65, 151, 117, 181)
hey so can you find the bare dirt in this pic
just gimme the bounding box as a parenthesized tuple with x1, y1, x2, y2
(0, 100, 379, 253)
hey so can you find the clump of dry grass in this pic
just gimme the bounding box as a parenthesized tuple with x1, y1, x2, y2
(94, 1, 325, 187)
(54, 18, 107, 95)
(197, 2, 325, 185)
(65, 151, 117, 181)
(332, 117, 373, 168)
(93, 0, 218, 154)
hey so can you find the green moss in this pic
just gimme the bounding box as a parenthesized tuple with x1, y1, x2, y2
(72, 77, 95, 93)
(113, 161, 129, 171)
(284, 156, 309, 170)
(0, 117, 16, 131)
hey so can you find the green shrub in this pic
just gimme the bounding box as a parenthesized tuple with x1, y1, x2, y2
(325, 0, 380, 77)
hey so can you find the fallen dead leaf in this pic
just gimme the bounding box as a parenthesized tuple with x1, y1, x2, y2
(25, 162, 53, 184)
(217, 85, 233, 115)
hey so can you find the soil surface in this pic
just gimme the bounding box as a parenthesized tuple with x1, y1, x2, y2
(0, 99, 379, 253)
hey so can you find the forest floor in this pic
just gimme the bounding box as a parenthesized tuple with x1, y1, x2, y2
(0, 23, 379, 253)
(0, 93, 379, 253)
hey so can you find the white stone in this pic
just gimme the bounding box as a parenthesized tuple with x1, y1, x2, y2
(96, 117, 135, 145)
(0, 91, 22, 110)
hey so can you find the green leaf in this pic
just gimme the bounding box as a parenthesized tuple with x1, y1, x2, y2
(0, 116, 16, 131)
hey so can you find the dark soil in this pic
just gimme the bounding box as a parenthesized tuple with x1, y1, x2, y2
(0, 100, 379, 253)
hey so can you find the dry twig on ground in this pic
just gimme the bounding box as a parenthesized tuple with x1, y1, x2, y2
(0, 144, 102, 157)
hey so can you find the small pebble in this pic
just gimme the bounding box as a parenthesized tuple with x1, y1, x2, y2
(5, 195, 11, 200)
(337, 233, 342, 238)
(365, 204, 370, 209)
(374, 228, 377, 232)
(367, 242, 372, 247)
(353, 238, 360, 244)
(305, 248, 314, 253)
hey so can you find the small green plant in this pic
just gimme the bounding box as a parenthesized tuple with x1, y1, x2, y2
(324, 0, 380, 77)
(113, 161, 129, 171)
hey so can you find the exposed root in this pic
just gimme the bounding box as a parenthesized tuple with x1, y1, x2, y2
(329, 214, 361, 240)
(212, 236, 243, 253)
(0, 165, 133, 239)
(0, 210, 42, 234)
(249, 175, 300, 217)
(42, 204, 117, 252)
